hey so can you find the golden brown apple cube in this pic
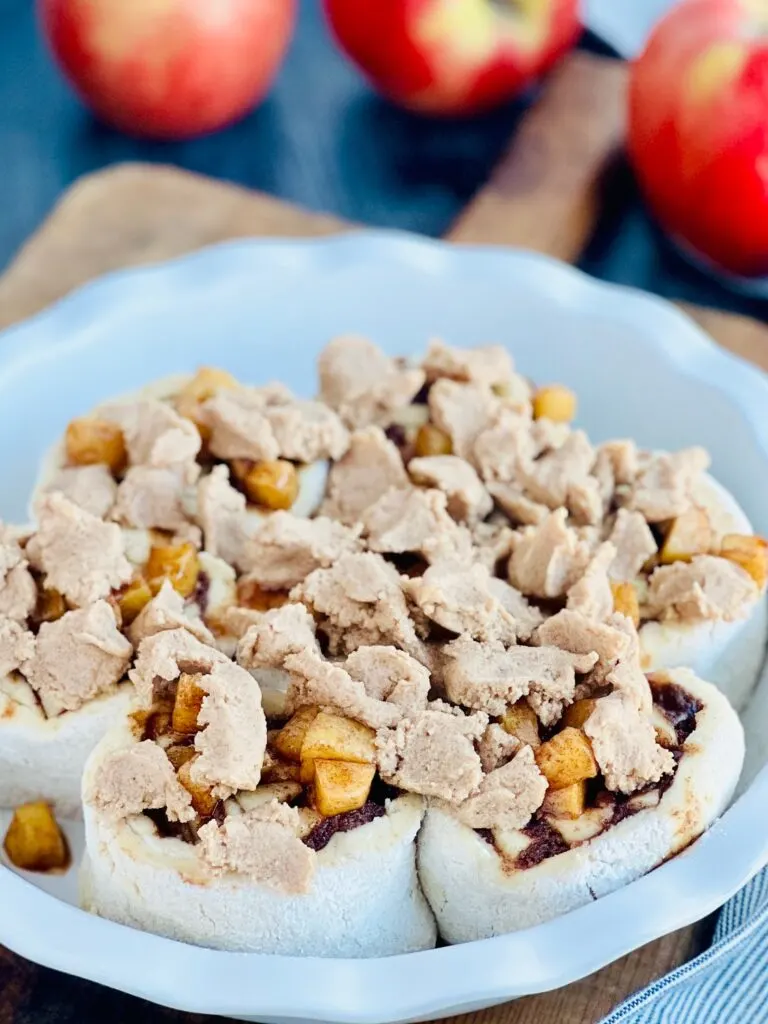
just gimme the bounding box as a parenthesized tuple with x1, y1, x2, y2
(236, 578, 290, 612)
(242, 460, 299, 511)
(177, 758, 218, 817)
(501, 701, 540, 748)
(65, 417, 127, 475)
(542, 780, 587, 820)
(146, 541, 199, 599)
(660, 507, 714, 564)
(313, 759, 376, 817)
(176, 367, 238, 426)
(116, 576, 154, 626)
(165, 744, 197, 772)
(720, 534, 768, 589)
(535, 727, 598, 790)
(301, 712, 376, 765)
(610, 581, 640, 627)
(3, 802, 70, 873)
(273, 706, 320, 763)
(172, 673, 207, 734)
(33, 588, 67, 626)
(414, 423, 453, 457)
(144, 709, 173, 741)
(300, 759, 317, 785)
(533, 385, 577, 423)
(562, 698, 598, 731)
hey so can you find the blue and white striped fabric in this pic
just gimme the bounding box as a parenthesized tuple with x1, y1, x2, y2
(601, 868, 768, 1023)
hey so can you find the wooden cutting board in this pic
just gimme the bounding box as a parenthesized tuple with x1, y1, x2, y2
(0, 50, 763, 1024)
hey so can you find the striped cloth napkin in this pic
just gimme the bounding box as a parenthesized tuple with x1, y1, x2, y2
(602, 868, 768, 1022)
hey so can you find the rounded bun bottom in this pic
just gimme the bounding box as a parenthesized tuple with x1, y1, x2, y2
(0, 685, 133, 819)
(417, 670, 744, 944)
(81, 786, 437, 957)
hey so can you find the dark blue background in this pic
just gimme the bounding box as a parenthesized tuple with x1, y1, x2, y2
(0, 0, 765, 323)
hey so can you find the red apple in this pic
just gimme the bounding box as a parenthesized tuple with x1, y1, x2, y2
(323, 0, 581, 116)
(629, 0, 768, 278)
(38, 0, 297, 140)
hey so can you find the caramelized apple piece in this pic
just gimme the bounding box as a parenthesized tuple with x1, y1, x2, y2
(115, 576, 153, 625)
(146, 541, 199, 598)
(301, 712, 376, 764)
(172, 672, 207, 734)
(542, 780, 586, 820)
(236, 578, 290, 612)
(33, 588, 67, 626)
(660, 507, 714, 564)
(562, 698, 598, 731)
(3, 802, 69, 873)
(242, 460, 299, 511)
(414, 423, 452, 457)
(720, 534, 768, 589)
(610, 581, 640, 627)
(65, 417, 127, 475)
(165, 744, 197, 772)
(532, 385, 577, 423)
(313, 759, 376, 817)
(273, 706, 320, 763)
(177, 758, 218, 817)
(501, 701, 540, 748)
(535, 727, 598, 790)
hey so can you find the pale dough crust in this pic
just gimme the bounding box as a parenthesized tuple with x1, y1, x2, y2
(81, 728, 437, 957)
(417, 670, 744, 944)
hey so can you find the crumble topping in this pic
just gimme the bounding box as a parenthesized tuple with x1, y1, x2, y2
(237, 603, 320, 671)
(344, 646, 430, 714)
(241, 512, 361, 591)
(362, 487, 472, 565)
(263, 399, 349, 463)
(22, 601, 132, 716)
(29, 494, 132, 607)
(0, 616, 36, 677)
(405, 562, 520, 644)
(128, 580, 214, 647)
(113, 466, 195, 532)
(625, 448, 711, 522)
(0, 528, 36, 623)
(428, 379, 499, 462)
(450, 746, 547, 831)
(284, 649, 402, 729)
(100, 399, 201, 470)
(422, 338, 524, 394)
(196, 465, 252, 570)
(566, 542, 616, 622)
(198, 803, 313, 893)
(408, 455, 493, 523)
(200, 388, 281, 462)
(86, 740, 195, 822)
(317, 335, 425, 429)
(585, 692, 676, 795)
(607, 509, 657, 582)
(319, 427, 409, 525)
(42, 465, 117, 519)
(129, 627, 231, 705)
(508, 508, 592, 599)
(645, 555, 759, 622)
(477, 723, 521, 773)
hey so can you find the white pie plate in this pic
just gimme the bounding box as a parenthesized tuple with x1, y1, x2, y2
(1, 232, 768, 1024)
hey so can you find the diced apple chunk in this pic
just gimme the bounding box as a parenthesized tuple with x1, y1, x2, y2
(313, 759, 375, 817)
(501, 701, 540, 748)
(610, 581, 640, 626)
(300, 759, 317, 785)
(3, 802, 69, 872)
(542, 780, 586, 820)
(177, 758, 218, 817)
(534, 727, 598, 790)
(273, 706, 320, 763)
(660, 507, 714, 564)
(301, 712, 376, 764)
(562, 699, 598, 731)
(533, 385, 577, 423)
(172, 672, 207, 734)
(165, 744, 196, 771)
(720, 534, 768, 589)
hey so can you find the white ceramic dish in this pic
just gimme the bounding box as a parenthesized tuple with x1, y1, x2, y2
(1, 233, 768, 1023)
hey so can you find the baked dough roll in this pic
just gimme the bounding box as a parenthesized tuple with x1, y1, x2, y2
(417, 669, 744, 944)
(0, 680, 133, 819)
(638, 475, 767, 710)
(81, 629, 436, 957)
